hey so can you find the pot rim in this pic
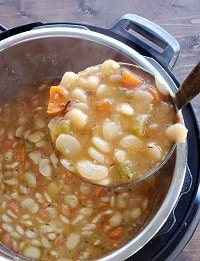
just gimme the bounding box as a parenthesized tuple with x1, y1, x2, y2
(0, 27, 188, 260)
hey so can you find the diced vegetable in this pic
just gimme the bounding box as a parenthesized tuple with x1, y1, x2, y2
(117, 161, 137, 180)
(56, 119, 70, 134)
(47, 86, 68, 116)
(96, 98, 113, 115)
(132, 114, 149, 137)
(121, 70, 143, 89)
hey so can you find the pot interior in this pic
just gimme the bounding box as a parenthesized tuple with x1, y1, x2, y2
(0, 29, 186, 260)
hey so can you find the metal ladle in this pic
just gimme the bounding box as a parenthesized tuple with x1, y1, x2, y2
(57, 61, 200, 187)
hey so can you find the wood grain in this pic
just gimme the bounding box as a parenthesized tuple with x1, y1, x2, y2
(0, 1, 199, 260)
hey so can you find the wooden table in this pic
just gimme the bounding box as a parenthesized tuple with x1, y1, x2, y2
(0, 1, 199, 260)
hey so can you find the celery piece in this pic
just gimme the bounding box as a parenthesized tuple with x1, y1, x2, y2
(25, 140, 35, 152)
(56, 119, 70, 134)
(132, 114, 149, 137)
(118, 161, 137, 180)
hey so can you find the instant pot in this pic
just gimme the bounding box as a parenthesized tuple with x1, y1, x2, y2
(0, 14, 199, 261)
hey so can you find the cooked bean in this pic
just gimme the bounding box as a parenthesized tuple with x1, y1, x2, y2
(88, 147, 105, 163)
(56, 134, 81, 158)
(71, 88, 87, 103)
(65, 108, 88, 129)
(109, 212, 123, 227)
(166, 123, 188, 143)
(102, 119, 122, 141)
(92, 136, 111, 153)
(120, 135, 143, 148)
(116, 103, 134, 116)
(21, 198, 39, 214)
(76, 160, 108, 180)
(24, 172, 37, 187)
(147, 143, 162, 160)
(39, 158, 52, 177)
(66, 233, 80, 249)
(60, 71, 78, 89)
(23, 246, 41, 259)
(27, 131, 44, 143)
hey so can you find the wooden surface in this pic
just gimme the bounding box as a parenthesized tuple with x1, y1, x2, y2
(0, 1, 199, 260)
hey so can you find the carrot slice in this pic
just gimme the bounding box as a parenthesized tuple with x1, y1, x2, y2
(15, 145, 26, 162)
(7, 203, 21, 217)
(1, 139, 13, 150)
(47, 86, 68, 116)
(110, 226, 123, 240)
(54, 234, 64, 248)
(96, 99, 113, 115)
(121, 70, 143, 89)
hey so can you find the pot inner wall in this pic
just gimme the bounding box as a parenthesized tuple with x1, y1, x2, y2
(0, 32, 185, 260)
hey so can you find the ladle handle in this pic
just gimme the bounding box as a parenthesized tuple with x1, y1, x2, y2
(175, 61, 200, 110)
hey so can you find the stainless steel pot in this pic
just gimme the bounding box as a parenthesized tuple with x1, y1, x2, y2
(0, 15, 188, 261)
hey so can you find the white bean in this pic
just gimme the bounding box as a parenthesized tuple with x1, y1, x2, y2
(66, 233, 80, 249)
(56, 134, 81, 158)
(92, 136, 111, 153)
(21, 198, 39, 213)
(39, 158, 52, 177)
(88, 147, 105, 163)
(116, 103, 134, 116)
(147, 143, 162, 160)
(76, 160, 108, 180)
(28, 151, 42, 164)
(27, 131, 44, 143)
(23, 246, 41, 259)
(102, 119, 122, 141)
(24, 172, 37, 187)
(60, 71, 78, 89)
(65, 109, 88, 129)
(166, 123, 188, 143)
(120, 135, 142, 148)
(71, 88, 87, 103)
(100, 59, 120, 76)
(109, 212, 123, 227)
(114, 149, 127, 163)
(131, 208, 142, 220)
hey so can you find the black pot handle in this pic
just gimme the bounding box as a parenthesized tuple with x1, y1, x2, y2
(0, 24, 8, 32)
(0, 22, 44, 41)
(109, 14, 180, 70)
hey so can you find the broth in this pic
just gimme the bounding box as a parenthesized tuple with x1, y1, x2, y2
(0, 80, 158, 260)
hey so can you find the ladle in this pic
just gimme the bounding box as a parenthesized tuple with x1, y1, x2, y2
(51, 61, 200, 187)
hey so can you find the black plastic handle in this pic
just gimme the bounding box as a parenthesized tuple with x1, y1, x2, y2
(0, 24, 8, 32)
(110, 14, 180, 70)
(0, 22, 44, 41)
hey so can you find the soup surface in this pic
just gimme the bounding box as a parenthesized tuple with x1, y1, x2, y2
(0, 80, 159, 261)
(47, 60, 184, 186)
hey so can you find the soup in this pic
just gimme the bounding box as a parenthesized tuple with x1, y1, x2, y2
(0, 80, 158, 260)
(47, 60, 187, 186)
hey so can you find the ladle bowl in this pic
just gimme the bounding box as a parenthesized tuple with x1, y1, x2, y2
(49, 61, 200, 187)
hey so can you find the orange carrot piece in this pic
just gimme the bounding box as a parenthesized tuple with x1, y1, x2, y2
(1, 139, 13, 150)
(39, 208, 51, 221)
(121, 70, 143, 89)
(15, 145, 26, 162)
(47, 85, 68, 116)
(54, 234, 64, 248)
(110, 226, 123, 240)
(94, 186, 105, 197)
(96, 99, 113, 115)
(7, 203, 21, 217)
